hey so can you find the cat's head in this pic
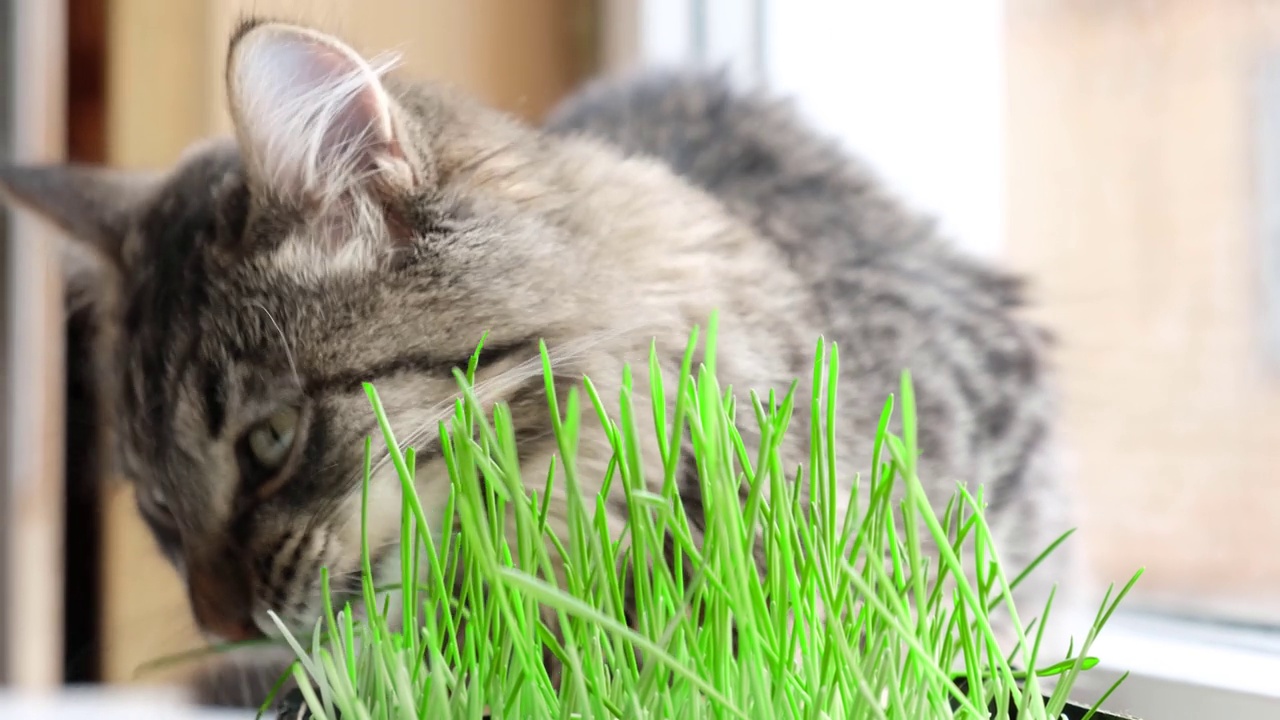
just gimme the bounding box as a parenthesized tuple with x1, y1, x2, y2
(0, 19, 654, 644)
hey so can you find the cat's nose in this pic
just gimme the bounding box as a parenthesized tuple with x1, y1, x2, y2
(187, 551, 264, 643)
(200, 612, 262, 643)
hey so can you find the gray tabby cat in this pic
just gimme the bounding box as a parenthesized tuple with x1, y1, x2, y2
(0, 19, 1077, 707)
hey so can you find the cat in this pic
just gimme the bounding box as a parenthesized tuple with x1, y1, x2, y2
(0, 17, 1079, 709)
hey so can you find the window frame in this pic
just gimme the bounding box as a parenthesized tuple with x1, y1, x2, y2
(0, 0, 68, 691)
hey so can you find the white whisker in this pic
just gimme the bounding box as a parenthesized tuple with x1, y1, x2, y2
(255, 303, 301, 390)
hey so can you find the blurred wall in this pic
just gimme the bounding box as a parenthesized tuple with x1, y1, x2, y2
(100, 0, 595, 686)
(1007, 0, 1280, 623)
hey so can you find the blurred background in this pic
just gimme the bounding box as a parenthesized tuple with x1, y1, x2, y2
(0, 0, 1278, 717)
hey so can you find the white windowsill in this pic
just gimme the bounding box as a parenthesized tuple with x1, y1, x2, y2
(1088, 610, 1280, 698)
(1067, 610, 1280, 719)
(0, 687, 256, 719)
(6, 611, 1280, 720)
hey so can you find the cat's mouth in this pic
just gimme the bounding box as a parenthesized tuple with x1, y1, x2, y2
(252, 543, 403, 641)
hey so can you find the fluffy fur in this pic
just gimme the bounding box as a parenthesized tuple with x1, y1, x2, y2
(0, 19, 1077, 708)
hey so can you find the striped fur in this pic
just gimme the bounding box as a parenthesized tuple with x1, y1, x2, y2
(0, 19, 1079, 709)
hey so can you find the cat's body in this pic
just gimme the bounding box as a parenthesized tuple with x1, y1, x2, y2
(547, 71, 1067, 550)
(2, 20, 1075, 708)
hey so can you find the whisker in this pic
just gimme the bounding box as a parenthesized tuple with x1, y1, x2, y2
(255, 302, 302, 390)
(384, 323, 648, 467)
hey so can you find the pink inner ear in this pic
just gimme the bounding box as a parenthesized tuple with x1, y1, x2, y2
(229, 25, 408, 205)
(275, 36, 395, 160)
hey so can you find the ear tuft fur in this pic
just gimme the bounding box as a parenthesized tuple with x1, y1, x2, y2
(226, 22, 417, 210)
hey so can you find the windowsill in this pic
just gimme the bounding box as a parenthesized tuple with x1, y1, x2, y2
(1067, 610, 1280, 719)
(7, 611, 1280, 720)
(0, 687, 255, 719)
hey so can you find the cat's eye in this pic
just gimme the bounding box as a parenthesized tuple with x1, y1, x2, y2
(239, 406, 301, 488)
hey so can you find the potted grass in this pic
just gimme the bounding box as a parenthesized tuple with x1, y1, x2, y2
(243, 320, 1141, 720)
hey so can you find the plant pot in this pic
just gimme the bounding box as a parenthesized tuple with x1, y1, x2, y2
(949, 676, 1141, 720)
(272, 687, 1141, 720)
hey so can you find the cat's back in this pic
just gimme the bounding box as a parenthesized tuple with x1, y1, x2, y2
(544, 72, 1041, 375)
(545, 74, 1072, 611)
(543, 72, 1028, 325)
(543, 71, 880, 277)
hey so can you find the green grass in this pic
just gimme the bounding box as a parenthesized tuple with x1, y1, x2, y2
(258, 317, 1141, 720)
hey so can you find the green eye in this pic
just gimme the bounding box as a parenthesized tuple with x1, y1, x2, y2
(242, 406, 300, 479)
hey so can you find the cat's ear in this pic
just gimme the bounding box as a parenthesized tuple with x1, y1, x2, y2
(0, 164, 158, 268)
(226, 20, 420, 212)
(0, 163, 157, 311)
